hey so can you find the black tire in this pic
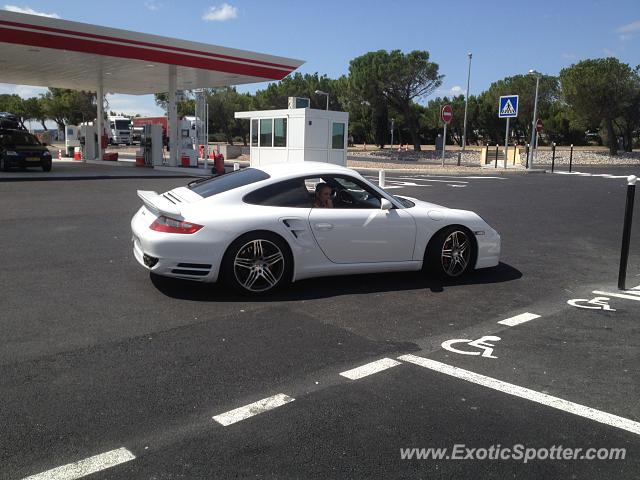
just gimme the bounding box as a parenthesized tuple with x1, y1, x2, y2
(221, 231, 292, 294)
(424, 226, 476, 278)
(42, 160, 52, 172)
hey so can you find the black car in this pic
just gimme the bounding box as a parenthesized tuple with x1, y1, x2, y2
(0, 112, 22, 130)
(0, 129, 52, 172)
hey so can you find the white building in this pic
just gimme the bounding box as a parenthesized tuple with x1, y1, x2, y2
(235, 108, 348, 167)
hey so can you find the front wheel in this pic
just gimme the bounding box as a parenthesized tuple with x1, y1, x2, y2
(425, 227, 475, 278)
(221, 232, 292, 294)
(42, 160, 52, 172)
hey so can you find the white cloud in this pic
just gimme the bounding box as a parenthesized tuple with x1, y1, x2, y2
(202, 3, 238, 22)
(0, 83, 48, 98)
(144, 1, 161, 11)
(3, 4, 60, 18)
(450, 85, 466, 97)
(616, 19, 640, 33)
(562, 52, 576, 59)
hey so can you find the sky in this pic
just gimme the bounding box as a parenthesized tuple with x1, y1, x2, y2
(1, 0, 639, 124)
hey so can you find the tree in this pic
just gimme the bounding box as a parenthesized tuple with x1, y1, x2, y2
(154, 92, 195, 117)
(349, 50, 443, 150)
(560, 58, 637, 155)
(206, 87, 253, 144)
(41, 88, 96, 130)
(476, 74, 559, 145)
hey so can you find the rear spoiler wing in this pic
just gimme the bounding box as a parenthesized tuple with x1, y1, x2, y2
(137, 190, 182, 219)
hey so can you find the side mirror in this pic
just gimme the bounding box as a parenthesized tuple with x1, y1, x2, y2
(380, 198, 392, 210)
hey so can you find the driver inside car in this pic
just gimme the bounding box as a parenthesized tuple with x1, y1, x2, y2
(313, 182, 334, 208)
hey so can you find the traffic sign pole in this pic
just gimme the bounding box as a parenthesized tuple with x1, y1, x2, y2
(504, 117, 510, 169)
(442, 122, 447, 166)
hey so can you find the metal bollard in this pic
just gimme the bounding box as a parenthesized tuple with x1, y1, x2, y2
(494, 143, 499, 169)
(551, 143, 556, 172)
(525, 144, 530, 169)
(569, 144, 574, 172)
(233, 162, 240, 171)
(457, 152, 461, 166)
(618, 175, 637, 290)
(378, 169, 385, 188)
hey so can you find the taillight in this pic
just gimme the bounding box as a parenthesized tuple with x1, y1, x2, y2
(150, 216, 203, 234)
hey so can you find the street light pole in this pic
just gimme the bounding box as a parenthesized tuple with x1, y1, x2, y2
(315, 90, 329, 110)
(462, 52, 472, 151)
(528, 70, 540, 170)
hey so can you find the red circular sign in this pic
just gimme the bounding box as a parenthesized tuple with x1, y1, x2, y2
(536, 118, 544, 133)
(441, 105, 453, 124)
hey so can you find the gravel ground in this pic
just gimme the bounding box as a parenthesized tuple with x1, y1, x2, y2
(518, 150, 640, 165)
(351, 149, 640, 169)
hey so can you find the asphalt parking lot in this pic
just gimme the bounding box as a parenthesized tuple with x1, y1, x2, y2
(2, 165, 639, 479)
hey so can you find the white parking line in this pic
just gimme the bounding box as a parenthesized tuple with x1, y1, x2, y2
(398, 355, 640, 436)
(592, 290, 640, 302)
(554, 171, 629, 178)
(213, 393, 294, 426)
(22, 448, 136, 480)
(497, 312, 541, 327)
(340, 358, 402, 380)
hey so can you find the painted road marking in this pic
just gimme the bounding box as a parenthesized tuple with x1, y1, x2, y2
(22, 448, 135, 480)
(398, 355, 640, 436)
(554, 171, 629, 179)
(567, 297, 616, 311)
(442, 336, 501, 359)
(592, 290, 640, 303)
(213, 393, 294, 426)
(497, 312, 541, 327)
(340, 358, 402, 380)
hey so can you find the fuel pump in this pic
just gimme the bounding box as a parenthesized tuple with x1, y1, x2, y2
(136, 124, 163, 166)
(79, 124, 97, 160)
(178, 118, 197, 167)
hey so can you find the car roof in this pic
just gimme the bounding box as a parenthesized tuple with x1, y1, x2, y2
(255, 162, 357, 179)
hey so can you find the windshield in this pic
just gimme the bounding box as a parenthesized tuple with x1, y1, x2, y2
(114, 120, 131, 130)
(0, 131, 40, 146)
(189, 168, 270, 198)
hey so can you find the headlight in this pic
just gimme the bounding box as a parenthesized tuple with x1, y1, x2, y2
(5, 150, 18, 156)
(43, 151, 51, 157)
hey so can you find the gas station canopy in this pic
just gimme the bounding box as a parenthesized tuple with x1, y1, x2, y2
(0, 10, 304, 94)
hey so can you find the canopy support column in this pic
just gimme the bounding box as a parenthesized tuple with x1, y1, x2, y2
(168, 65, 177, 167)
(96, 83, 104, 161)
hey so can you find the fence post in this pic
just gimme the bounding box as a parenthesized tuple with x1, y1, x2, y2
(569, 144, 574, 172)
(494, 143, 499, 169)
(618, 175, 637, 290)
(525, 144, 530, 169)
(551, 143, 556, 173)
(378, 169, 385, 188)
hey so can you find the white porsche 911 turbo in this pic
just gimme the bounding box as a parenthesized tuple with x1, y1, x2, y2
(131, 162, 500, 294)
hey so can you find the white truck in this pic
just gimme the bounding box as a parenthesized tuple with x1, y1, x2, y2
(108, 115, 132, 145)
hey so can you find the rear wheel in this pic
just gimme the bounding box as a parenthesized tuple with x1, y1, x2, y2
(221, 232, 292, 294)
(425, 226, 475, 278)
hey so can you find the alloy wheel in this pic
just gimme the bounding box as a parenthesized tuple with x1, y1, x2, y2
(233, 239, 285, 292)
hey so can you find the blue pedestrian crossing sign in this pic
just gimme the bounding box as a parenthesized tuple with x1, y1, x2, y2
(498, 95, 519, 118)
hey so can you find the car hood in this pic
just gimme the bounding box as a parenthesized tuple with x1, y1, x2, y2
(396, 195, 446, 210)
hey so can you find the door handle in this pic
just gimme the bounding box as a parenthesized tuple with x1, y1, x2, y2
(315, 223, 334, 231)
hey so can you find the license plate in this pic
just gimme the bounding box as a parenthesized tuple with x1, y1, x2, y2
(26, 157, 40, 162)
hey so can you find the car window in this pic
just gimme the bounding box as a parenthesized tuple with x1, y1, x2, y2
(0, 131, 40, 146)
(328, 176, 382, 209)
(188, 168, 270, 198)
(244, 177, 312, 208)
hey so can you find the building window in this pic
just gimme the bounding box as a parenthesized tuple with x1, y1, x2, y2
(260, 119, 273, 147)
(251, 119, 258, 147)
(274, 118, 287, 147)
(332, 122, 345, 149)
